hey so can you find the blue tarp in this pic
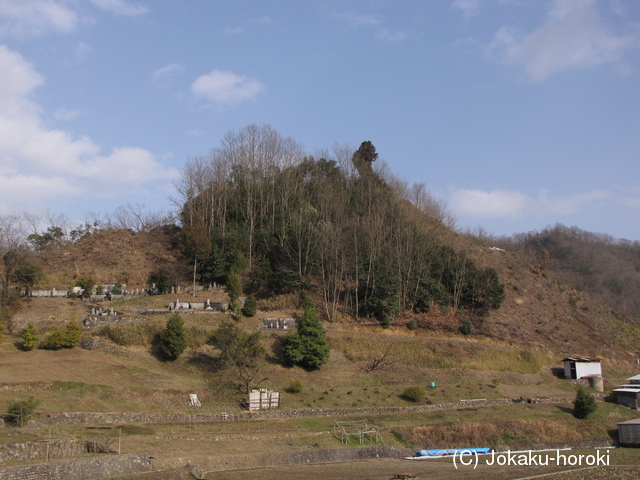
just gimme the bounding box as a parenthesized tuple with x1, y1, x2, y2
(415, 447, 491, 457)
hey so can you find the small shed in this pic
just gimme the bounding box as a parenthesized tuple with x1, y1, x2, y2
(562, 356, 602, 379)
(626, 374, 640, 385)
(618, 418, 640, 446)
(612, 388, 640, 410)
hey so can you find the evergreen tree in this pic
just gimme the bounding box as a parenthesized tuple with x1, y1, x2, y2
(159, 314, 187, 360)
(225, 270, 242, 304)
(573, 387, 598, 419)
(282, 304, 330, 369)
(351, 140, 378, 176)
(20, 323, 37, 351)
(242, 294, 257, 317)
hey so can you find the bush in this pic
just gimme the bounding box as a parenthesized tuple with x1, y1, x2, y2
(98, 322, 162, 346)
(64, 321, 81, 347)
(287, 380, 304, 393)
(7, 396, 40, 427)
(159, 314, 186, 360)
(573, 387, 597, 419)
(460, 321, 472, 335)
(20, 323, 37, 350)
(242, 294, 257, 317)
(39, 321, 81, 350)
(148, 271, 171, 294)
(401, 385, 426, 403)
(76, 277, 93, 297)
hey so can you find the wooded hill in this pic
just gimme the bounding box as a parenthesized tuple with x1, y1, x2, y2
(175, 125, 504, 326)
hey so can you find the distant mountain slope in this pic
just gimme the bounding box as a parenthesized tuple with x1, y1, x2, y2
(493, 224, 640, 324)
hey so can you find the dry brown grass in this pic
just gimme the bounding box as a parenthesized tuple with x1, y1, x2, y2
(404, 418, 584, 449)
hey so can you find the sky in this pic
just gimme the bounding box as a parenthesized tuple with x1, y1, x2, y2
(0, 0, 639, 240)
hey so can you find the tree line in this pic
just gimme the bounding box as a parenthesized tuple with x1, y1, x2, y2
(175, 124, 504, 324)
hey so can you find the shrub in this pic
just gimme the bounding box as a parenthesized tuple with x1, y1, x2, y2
(573, 387, 597, 419)
(98, 322, 162, 346)
(20, 323, 37, 350)
(287, 380, 304, 393)
(460, 320, 472, 335)
(7, 396, 40, 427)
(64, 321, 81, 347)
(148, 271, 171, 294)
(39, 321, 81, 350)
(76, 277, 93, 297)
(159, 314, 186, 360)
(401, 385, 426, 403)
(242, 294, 257, 317)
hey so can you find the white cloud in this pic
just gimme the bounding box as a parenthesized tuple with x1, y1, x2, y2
(489, 0, 639, 81)
(74, 42, 92, 62)
(88, 0, 148, 16)
(452, 0, 480, 21)
(0, 0, 147, 39)
(377, 29, 406, 43)
(0, 0, 78, 38)
(540, 189, 610, 215)
(620, 184, 640, 209)
(0, 45, 178, 214)
(451, 189, 533, 218)
(53, 108, 81, 120)
(450, 187, 611, 220)
(191, 70, 265, 107)
(151, 63, 185, 87)
(337, 12, 382, 27)
(336, 10, 406, 43)
(223, 26, 243, 35)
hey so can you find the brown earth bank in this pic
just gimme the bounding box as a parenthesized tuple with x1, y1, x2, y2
(107, 449, 640, 480)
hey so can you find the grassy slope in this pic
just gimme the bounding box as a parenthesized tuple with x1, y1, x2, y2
(3, 229, 640, 471)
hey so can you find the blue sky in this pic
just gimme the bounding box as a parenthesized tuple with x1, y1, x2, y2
(1, 0, 639, 240)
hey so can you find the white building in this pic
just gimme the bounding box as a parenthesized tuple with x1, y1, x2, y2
(562, 356, 602, 379)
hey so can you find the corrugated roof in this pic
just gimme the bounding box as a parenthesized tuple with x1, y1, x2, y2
(625, 374, 640, 382)
(562, 356, 601, 363)
(618, 418, 640, 425)
(612, 388, 640, 394)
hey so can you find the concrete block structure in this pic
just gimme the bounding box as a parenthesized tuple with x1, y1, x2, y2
(618, 418, 640, 445)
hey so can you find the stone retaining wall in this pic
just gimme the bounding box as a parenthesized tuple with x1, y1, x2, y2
(0, 452, 151, 480)
(33, 397, 578, 426)
(0, 438, 83, 464)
